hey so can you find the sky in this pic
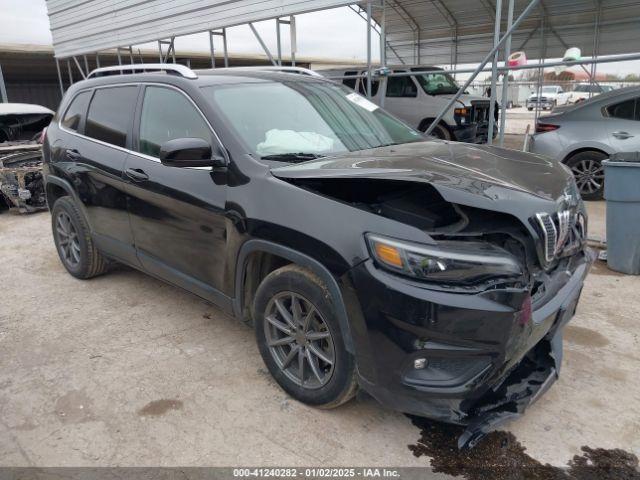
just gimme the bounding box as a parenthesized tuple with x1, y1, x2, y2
(0, 0, 637, 77)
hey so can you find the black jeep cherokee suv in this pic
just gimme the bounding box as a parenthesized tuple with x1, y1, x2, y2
(43, 65, 593, 448)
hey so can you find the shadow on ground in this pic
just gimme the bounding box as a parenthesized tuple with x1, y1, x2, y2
(408, 416, 640, 480)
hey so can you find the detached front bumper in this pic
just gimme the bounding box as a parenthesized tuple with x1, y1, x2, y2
(342, 250, 593, 448)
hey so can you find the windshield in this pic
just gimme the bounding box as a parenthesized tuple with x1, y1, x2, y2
(201, 81, 423, 160)
(574, 84, 602, 93)
(411, 69, 459, 95)
(542, 86, 558, 93)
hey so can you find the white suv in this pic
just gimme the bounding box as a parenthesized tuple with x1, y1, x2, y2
(320, 66, 496, 143)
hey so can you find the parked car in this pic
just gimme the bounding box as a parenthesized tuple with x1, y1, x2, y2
(43, 65, 592, 448)
(0, 103, 53, 143)
(320, 66, 497, 143)
(530, 86, 640, 200)
(526, 85, 564, 111)
(0, 142, 47, 213)
(556, 83, 614, 106)
(0, 103, 51, 213)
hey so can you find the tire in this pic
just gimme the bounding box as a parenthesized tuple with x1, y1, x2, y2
(254, 265, 358, 408)
(420, 121, 452, 141)
(565, 151, 607, 201)
(51, 196, 109, 279)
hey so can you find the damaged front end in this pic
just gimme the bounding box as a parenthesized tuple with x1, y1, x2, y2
(271, 143, 593, 449)
(0, 143, 47, 214)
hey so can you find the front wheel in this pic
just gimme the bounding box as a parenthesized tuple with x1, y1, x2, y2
(565, 151, 607, 200)
(254, 265, 357, 408)
(420, 121, 452, 141)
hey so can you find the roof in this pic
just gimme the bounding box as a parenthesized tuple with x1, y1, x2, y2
(45, 0, 640, 66)
(0, 103, 54, 116)
(65, 68, 329, 92)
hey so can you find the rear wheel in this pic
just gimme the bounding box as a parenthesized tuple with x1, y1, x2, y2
(565, 151, 607, 200)
(254, 265, 357, 408)
(51, 196, 109, 279)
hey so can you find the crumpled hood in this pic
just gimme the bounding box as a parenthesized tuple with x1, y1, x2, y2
(271, 141, 571, 201)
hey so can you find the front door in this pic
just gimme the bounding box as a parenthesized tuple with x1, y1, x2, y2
(124, 85, 229, 304)
(380, 72, 422, 129)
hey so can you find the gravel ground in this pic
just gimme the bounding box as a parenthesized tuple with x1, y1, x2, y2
(0, 202, 638, 470)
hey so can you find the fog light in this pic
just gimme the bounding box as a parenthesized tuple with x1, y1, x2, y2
(414, 358, 427, 369)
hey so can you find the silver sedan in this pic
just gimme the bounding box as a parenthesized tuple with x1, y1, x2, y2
(529, 86, 640, 200)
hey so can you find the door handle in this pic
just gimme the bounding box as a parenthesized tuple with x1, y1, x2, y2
(612, 131, 634, 140)
(65, 149, 81, 160)
(125, 167, 149, 182)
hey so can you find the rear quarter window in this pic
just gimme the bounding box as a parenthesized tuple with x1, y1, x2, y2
(61, 91, 91, 132)
(85, 86, 138, 148)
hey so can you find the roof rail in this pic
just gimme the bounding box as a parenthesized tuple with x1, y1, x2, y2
(87, 63, 198, 80)
(200, 66, 324, 78)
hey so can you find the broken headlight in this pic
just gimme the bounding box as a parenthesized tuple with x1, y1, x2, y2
(366, 234, 523, 285)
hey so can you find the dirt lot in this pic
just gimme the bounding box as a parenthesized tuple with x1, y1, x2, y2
(0, 202, 638, 470)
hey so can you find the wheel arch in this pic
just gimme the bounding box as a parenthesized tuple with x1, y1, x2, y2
(234, 239, 355, 354)
(44, 175, 94, 229)
(562, 146, 610, 164)
(418, 118, 453, 136)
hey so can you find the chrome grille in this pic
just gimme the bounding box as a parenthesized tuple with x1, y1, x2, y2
(535, 209, 585, 264)
(536, 213, 557, 262)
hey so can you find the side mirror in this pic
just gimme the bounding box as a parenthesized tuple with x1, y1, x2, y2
(159, 137, 226, 168)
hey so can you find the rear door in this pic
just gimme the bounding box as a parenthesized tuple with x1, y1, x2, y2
(124, 84, 229, 303)
(605, 97, 640, 152)
(58, 85, 139, 264)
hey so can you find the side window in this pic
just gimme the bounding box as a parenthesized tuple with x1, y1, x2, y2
(358, 74, 380, 97)
(606, 99, 637, 121)
(61, 91, 91, 132)
(138, 86, 213, 158)
(342, 71, 358, 90)
(386, 75, 418, 98)
(85, 86, 138, 148)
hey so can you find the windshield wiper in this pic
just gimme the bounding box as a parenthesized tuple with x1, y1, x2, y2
(260, 152, 324, 162)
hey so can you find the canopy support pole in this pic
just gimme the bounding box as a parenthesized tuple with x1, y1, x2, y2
(487, 0, 503, 145)
(366, 1, 372, 98)
(55, 58, 64, 96)
(0, 64, 8, 103)
(498, 0, 515, 146)
(589, 2, 602, 99)
(249, 23, 277, 66)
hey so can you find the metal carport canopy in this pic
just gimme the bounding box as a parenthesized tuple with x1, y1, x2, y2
(46, 0, 640, 62)
(373, 0, 640, 65)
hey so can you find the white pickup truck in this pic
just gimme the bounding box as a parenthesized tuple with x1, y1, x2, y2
(556, 83, 614, 105)
(320, 66, 497, 143)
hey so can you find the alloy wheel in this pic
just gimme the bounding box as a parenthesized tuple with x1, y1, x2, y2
(55, 211, 81, 267)
(264, 291, 335, 389)
(571, 159, 604, 196)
